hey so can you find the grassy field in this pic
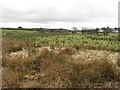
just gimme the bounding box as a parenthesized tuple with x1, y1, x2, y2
(2, 30, 120, 51)
(2, 29, 120, 88)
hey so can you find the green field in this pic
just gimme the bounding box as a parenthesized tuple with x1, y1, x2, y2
(2, 29, 120, 51)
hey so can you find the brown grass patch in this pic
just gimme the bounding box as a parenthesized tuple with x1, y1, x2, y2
(59, 47, 75, 55)
(2, 39, 119, 88)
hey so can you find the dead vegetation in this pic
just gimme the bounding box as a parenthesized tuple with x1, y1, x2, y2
(2, 39, 120, 88)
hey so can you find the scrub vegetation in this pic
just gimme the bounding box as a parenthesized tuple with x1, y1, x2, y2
(2, 29, 120, 88)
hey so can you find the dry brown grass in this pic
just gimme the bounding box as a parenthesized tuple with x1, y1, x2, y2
(69, 59, 119, 88)
(2, 38, 36, 54)
(2, 39, 119, 88)
(2, 39, 23, 54)
(2, 68, 22, 88)
(59, 47, 75, 56)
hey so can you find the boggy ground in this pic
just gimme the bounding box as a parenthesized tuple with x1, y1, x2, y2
(2, 39, 120, 88)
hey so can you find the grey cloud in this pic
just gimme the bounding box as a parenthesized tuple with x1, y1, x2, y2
(118, 1, 120, 27)
(1, 2, 117, 24)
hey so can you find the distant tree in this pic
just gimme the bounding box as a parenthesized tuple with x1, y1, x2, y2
(18, 26, 23, 29)
(101, 27, 105, 30)
(95, 28, 99, 35)
(118, 28, 120, 33)
(72, 27, 77, 34)
(103, 27, 110, 36)
(81, 27, 85, 34)
(114, 27, 118, 30)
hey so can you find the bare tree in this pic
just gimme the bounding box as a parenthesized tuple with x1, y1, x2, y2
(72, 27, 77, 34)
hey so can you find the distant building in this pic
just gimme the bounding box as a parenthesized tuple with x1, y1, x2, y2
(112, 28, 119, 33)
(99, 29, 104, 32)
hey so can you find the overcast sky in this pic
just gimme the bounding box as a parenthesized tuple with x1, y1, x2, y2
(1, 0, 120, 29)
